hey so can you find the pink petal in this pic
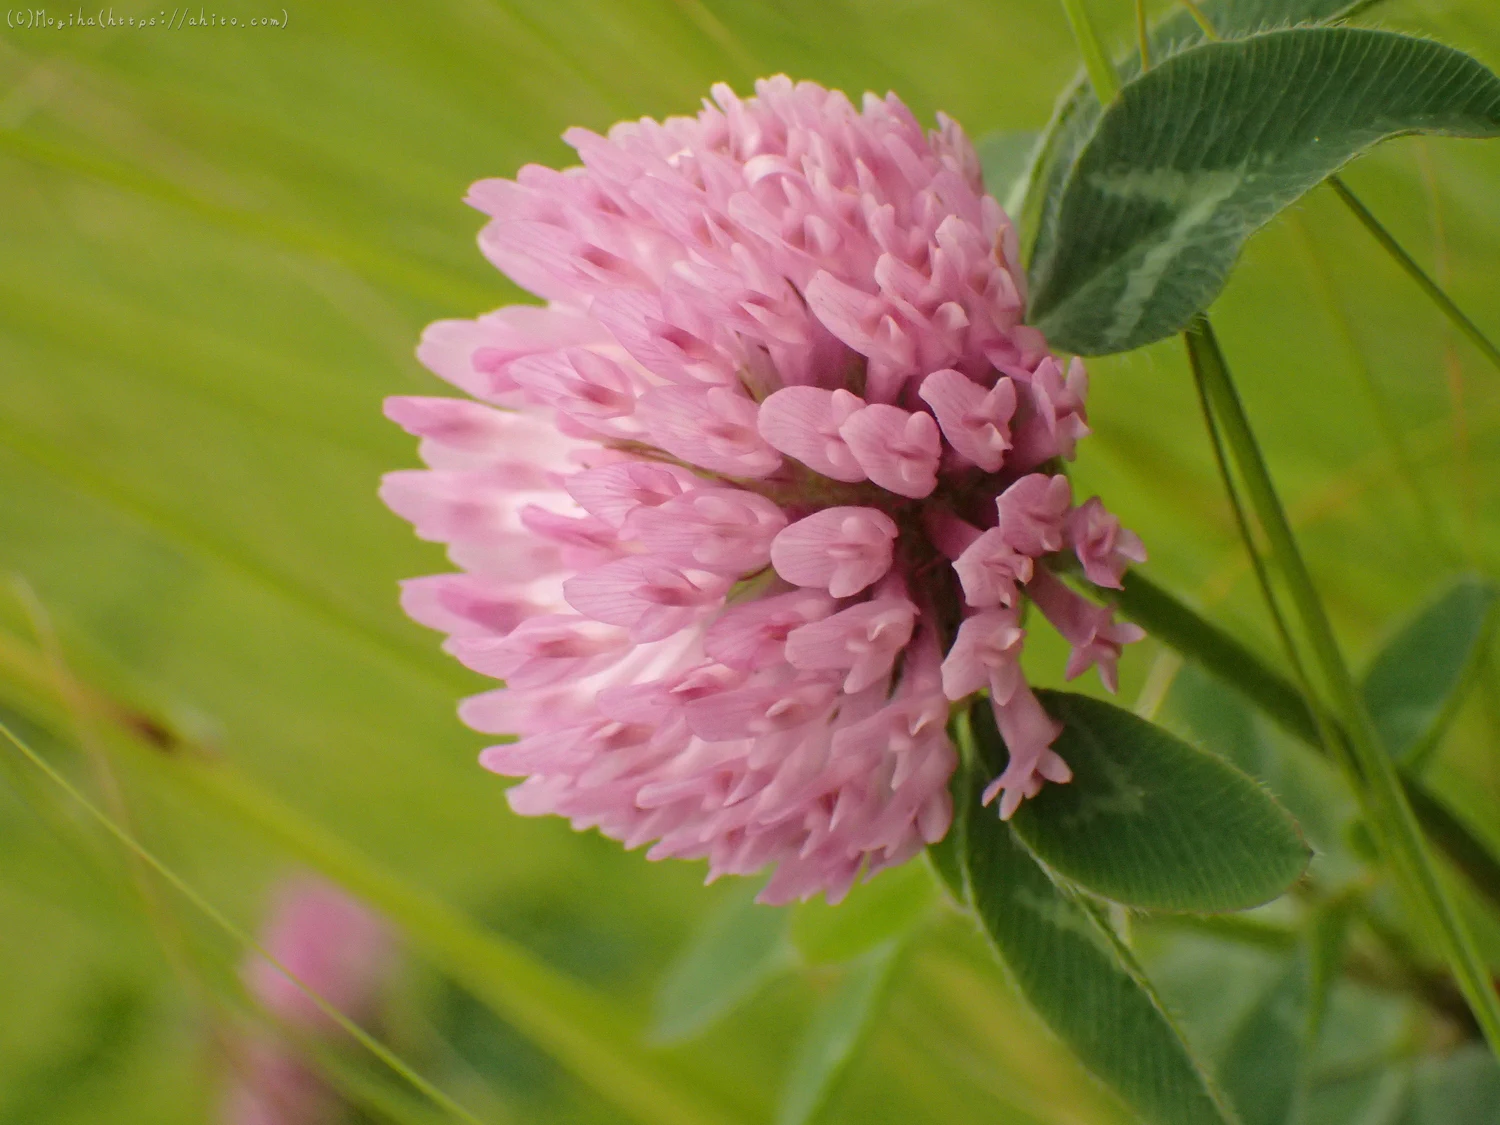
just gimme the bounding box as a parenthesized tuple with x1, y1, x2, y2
(245, 878, 391, 1030)
(979, 685, 1066, 819)
(917, 368, 1017, 472)
(518, 505, 621, 568)
(590, 288, 739, 387)
(784, 594, 917, 692)
(839, 404, 941, 498)
(1067, 496, 1148, 589)
(952, 527, 1033, 607)
(770, 507, 898, 598)
(704, 591, 838, 670)
(638, 386, 782, 477)
(756, 386, 867, 481)
(685, 677, 839, 741)
(940, 608, 1025, 702)
(379, 469, 515, 545)
(1026, 569, 1146, 693)
(563, 557, 729, 641)
(563, 461, 701, 527)
(632, 488, 787, 574)
(803, 271, 883, 356)
(445, 534, 566, 583)
(508, 348, 643, 435)
(996, 473, 1072, 556)
(597, 662, 748, 723)
(398, 574, 542, 638)
(385, 396, 523, 469)
(926, 510, 983, 561)
(1010, 356, 1090, 469)
(446, 615, 630, 686)
(415, 306, 607, 401)
(384, 399, 581, 476)
(459, 685, 591, 736)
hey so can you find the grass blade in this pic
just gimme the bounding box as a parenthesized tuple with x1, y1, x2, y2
(0, 718, 489, 1125)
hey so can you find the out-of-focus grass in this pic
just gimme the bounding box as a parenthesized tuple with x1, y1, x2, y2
(1, 1, 1498, 1122)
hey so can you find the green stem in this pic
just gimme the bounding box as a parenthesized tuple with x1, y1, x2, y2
(1186, 339, 1347, 773)
(1184, 315, 1500, 1057)
(1057, 0, 1121, 103)
(1102, 573, 1312, 740)
(1328, 175, 1500, 375)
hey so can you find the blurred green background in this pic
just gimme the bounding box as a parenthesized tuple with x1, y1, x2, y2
(2, 0, 1499, 1122)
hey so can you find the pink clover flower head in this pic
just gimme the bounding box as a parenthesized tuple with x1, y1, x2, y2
(383, 76, 1147, 902)
(224, 877, 393, 1125)
(244, 876, 393, 1031)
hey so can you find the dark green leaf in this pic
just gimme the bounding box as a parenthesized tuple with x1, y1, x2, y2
(965, 809, 1235, 1125)
(1005, 691, 1309, 913)
(791, 861, 935, 966)
(1027, 28, 1500, 354)
(650, 883, 793, 1044)
(775, 944, 898, 1125)
(1362, 577, 1498, 767)
(1167, 661, 1273, 780)
(1023, 0, 1376, 265)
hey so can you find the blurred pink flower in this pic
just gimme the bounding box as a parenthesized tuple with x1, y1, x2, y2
(244, 877, 392, 1029)
(222, 878, 392, 1125)
(221, 1045, 333, 1125)
(383, 76, 1145, 902)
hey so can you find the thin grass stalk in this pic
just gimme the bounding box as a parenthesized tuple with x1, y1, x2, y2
(1184, 331, 1355, 783)
(1184, 315, 1500, 1056)
(1057, 0, 1121, 102)
(0, 719, 491, 1125)
(1328, 175, 1500, 376)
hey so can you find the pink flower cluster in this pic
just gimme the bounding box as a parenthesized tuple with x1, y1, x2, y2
(383, 77, 1145, 903)
(223, 878, 392, 1125)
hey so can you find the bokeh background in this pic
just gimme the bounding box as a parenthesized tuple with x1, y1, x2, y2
(2, 0, 1499, 1122)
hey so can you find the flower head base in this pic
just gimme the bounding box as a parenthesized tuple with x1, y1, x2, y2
(384, 77, 1145, 903)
